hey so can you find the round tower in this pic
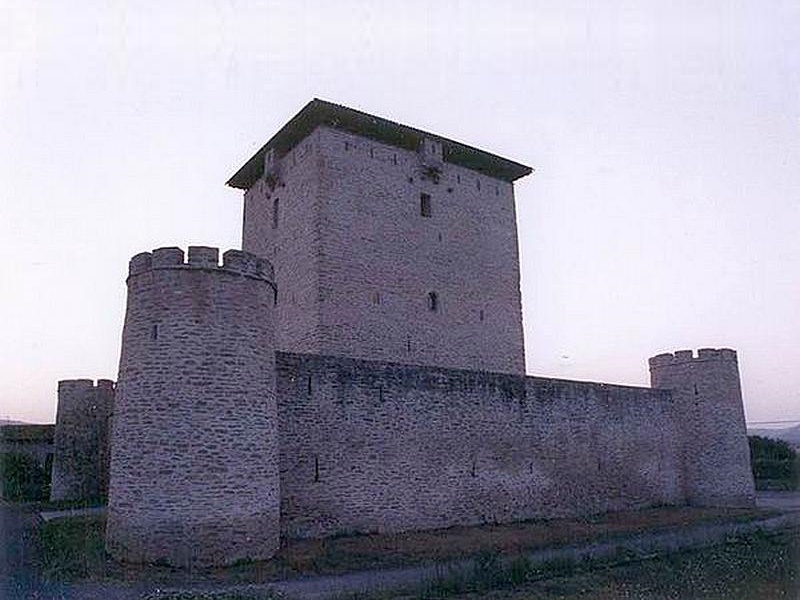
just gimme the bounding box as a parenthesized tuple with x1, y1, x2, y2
(649, 348, 755, 507)
(106, 246, 279, 567)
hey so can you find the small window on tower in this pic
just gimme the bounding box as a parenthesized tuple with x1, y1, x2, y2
(420, 193, 432, 218)
(428, 291, 438, 312)
(272, 198, 279, 229)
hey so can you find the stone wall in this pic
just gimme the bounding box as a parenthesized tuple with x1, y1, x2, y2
(243, 145, 323, 355)
(242, 125, 526, 374)
(650, 348, 755, 507)
(50, 379, 114, 501)
(106, 246, 281, 568)
(276, 352, 684, 539)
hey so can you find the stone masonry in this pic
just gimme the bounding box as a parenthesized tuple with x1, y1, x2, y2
(47, 100, 755, 568)
(235, 100, 530, 374)
(50, 379, 113, 501)
(650, 348, 755, 507)
(105, 247, 280, 567)
(276, 353, 685, 539)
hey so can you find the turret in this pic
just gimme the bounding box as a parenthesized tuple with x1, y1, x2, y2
(106, 246, 279, 567)
(50, 379, 114, 501)
(649, 348, 755, 507)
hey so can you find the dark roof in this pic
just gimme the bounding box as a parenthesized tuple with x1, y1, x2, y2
(226, 99, 533, 190)
(1, 424, 54, 442)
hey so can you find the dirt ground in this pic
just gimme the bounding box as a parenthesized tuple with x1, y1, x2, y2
(1, 497, 794, 599)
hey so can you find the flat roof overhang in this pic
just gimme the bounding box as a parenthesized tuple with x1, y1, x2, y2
(226, 99, 533, 190)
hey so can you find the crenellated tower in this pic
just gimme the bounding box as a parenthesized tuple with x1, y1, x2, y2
(50, 378, 114, 501)
(105, 246, 280, 567)
(649, 348, 755, 507)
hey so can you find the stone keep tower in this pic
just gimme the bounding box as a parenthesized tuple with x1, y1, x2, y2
(649, 348, 755, 507)
(106, 246, 280, 567)
(50, 379, 114, 501)
(227, 99, 532, 374)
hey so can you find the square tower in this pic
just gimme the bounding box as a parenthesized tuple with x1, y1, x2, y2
(228, 100, 532, 374)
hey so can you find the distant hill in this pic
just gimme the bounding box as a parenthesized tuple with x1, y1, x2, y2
(0, 419, 29, 427)
(749, 424, 800, 449)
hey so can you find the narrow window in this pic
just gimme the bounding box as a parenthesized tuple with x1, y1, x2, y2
(307, 375, 312, 396)
(370, 147, 374, 158)
(272, 198, 279, 229)
(420, 193, 432, 218)
(428, 291, 438, 312)
(345, 141, 350, 151)
(457, 174, 461, 183)
(314, 455, 320, 482)
(479, 309, 485, 322)
(694, 384, 699, 395)
(151, 324, 159, 340)
(371, 291, 381, 305)
(476, 178, 481, 191)
(393, 154, 397, 165)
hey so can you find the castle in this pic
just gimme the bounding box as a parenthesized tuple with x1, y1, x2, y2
(48, 100, 755, 568)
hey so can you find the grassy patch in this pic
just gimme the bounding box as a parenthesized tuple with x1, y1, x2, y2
(37, 514, 108, 580)
(410, 528, 800, 599)
(35, 505, 779, 589)
(418, 551, 584, 598)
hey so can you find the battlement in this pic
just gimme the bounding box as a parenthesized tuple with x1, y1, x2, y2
(648, 348, 737, 368)
(128, 246, 275, 282)
(58, 379, 115, 394)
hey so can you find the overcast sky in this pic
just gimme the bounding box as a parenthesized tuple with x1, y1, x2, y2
(2, 1, 798, 425)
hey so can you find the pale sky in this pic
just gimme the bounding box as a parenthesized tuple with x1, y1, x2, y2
(1, 1, 798, 425)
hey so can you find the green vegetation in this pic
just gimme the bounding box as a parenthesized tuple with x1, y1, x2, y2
(423, 528, 800, 599)
(37, 514, 109, 579)
(418, 552, 581, 598)
(0, 452, 50, 501)
(339, 529, 800, 599)
(36, 505, 771, 585)
(749, 435, 799, 490)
